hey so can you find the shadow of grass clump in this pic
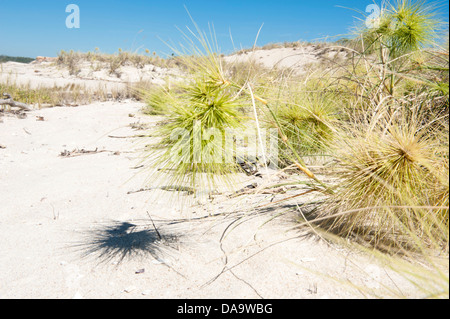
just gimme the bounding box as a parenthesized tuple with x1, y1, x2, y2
(75, 221, 180, 265)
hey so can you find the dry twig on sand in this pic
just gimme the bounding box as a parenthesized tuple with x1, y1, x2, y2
(59, 148, 122, 157)
(0, 93, 32, 111)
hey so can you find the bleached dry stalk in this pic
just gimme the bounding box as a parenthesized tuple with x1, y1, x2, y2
(0, 93, 31, 111)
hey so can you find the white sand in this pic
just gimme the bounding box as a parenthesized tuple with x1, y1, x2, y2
(0, 54, 425, 299)
(224, 45, 348, 74)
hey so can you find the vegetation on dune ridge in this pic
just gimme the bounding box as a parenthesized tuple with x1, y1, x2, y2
(0, 55, 34, 64)
(0, 78, 149, 108)
(56, 49, 185, 76)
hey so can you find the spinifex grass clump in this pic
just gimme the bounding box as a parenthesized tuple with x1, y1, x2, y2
(346, 0, 443, 103)
(318, 106, 448, 249)
(144, 74, 247, 194)
(363, 0, 440, 57)
(268, 85, 339, 166)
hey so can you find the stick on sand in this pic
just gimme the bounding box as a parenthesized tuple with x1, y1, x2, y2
(0, 93, 32, 111)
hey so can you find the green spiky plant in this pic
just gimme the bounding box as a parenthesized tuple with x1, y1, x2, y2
(138, 12, 248, 195)
(266, 83, 339, 167)
(317, 101, 448, 250)
(354, 0, 442, 100)
(142, 74, 248, 195)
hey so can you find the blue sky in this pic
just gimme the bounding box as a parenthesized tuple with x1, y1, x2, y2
(0, 0, 448, 58)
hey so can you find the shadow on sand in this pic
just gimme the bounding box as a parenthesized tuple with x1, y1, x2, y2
(73, 220, 180, 265)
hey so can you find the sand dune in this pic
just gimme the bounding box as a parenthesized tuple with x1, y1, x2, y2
(224, 45, 348, 73)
